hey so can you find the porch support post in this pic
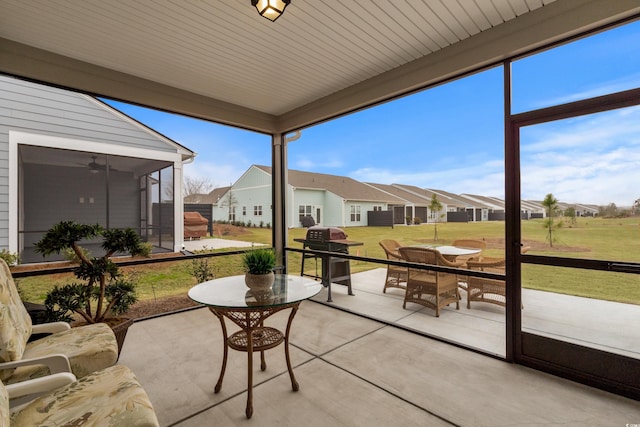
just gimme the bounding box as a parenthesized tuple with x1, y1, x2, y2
(272, 132, 288, 271)
(174, 161, 185, 252)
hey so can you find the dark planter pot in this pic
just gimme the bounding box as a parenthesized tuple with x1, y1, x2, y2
(108, 317, 134, 360)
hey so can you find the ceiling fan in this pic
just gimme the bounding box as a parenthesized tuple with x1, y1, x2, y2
(80, 156, 117, 173)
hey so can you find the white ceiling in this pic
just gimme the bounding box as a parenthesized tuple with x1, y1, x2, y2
(1, 1, 639, 132)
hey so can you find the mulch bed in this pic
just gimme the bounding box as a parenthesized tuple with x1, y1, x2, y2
(124, 294, 202, 320)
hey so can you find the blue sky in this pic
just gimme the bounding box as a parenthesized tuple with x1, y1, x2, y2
(104, 20, 640, 207)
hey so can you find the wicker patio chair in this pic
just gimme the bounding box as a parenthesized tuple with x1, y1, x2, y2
(379, 240, 408, 293)
(465, 256, 506, 309)
(398, 247, 463, 317)
(452, 239, 487, 295)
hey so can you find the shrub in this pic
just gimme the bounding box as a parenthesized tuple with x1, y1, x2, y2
(0, 249, 19, 266)
(188, 258, 216, 283)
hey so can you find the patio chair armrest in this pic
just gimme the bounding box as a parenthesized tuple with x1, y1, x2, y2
(6, 372, 77, 403)
(31, 322, 71, 335)
(444, 259, 465, 268)
(0, 353, 72, 374)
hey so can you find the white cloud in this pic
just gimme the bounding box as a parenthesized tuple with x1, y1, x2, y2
(292, 156, 344, 170)
(184, 161, 244, 189)
(520, 107, 640, 205)
(533, 74, 640, 108)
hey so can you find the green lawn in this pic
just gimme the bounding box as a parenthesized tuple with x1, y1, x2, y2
(17, 217, 640, 307)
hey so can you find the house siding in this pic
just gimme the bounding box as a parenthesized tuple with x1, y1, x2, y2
(1, 77, 175, 153)
(292, 188, 326, 227)
(1, 75, 192, 254)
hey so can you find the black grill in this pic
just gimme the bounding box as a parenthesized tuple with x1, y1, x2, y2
(296, 226, 356, 302)
(305, 226, 348, 242)
(303, 226, 349, 253)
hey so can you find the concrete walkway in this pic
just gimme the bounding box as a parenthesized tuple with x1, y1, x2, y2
(182, 238, 263, 251)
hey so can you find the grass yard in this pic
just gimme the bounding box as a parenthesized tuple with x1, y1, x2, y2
(16, 216, 640, 309)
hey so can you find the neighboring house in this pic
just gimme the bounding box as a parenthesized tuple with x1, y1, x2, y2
(0, 76, 195, 263)
(186, 169, 600, 229)
(555, 202, 599, 218)
(184, 193, 216, 204)
(207, 165, 405, 228)
(523, 200, 548, 219)
(364, 182, 426, 225)
(574, 203, 599, 217)
(428, 189, 488, 222)
(390, 184, 461, 223)
(462, 194, 507, 220)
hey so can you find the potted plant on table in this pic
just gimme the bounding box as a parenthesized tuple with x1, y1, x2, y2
(242, 247, 276, 292)
(34, 221, 150, 356)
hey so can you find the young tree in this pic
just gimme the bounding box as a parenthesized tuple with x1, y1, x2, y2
(564, 206, 577, 226)
(428, 194, 443, 241)
(184, 176, 215, 198)
(221, 189, 238, 222)
(633, 198, 640, 216)
(599, 202, 618, 217)
(542, 193, 559, 247)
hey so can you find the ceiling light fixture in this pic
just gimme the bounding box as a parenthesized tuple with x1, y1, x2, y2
(251, 0, 290, 22)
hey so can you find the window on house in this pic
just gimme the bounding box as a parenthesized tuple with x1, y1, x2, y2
(350, 205, 361, 222)
(229, 206, 236, 222)
(254, 205, 262, 216)
(299, 205, 312, 223)
(242, 206, 246, 216)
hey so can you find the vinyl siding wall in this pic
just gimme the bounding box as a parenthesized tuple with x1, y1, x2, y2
(0, 75, 185, 251)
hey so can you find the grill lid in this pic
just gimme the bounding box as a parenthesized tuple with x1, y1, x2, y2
(305, 226, 347, 241)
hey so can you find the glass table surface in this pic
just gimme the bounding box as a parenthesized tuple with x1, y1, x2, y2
(410, 244, 481, 256)
(188, 274, 323, 309)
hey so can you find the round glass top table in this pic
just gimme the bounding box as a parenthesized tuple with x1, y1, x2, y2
(411, 244, 481, 258)
(188, 274, 322, 419)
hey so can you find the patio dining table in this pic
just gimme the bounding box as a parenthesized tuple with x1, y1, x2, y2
(409, 244, 481, 261)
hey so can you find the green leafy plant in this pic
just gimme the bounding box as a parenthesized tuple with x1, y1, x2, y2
(542, 193, 559, 247)
(241, 248, 276, 274)
(188, 258, 216, 283)
(35, 221, 150, 323)
(0, 249, 20, 266)
(428, 194, 443, 240)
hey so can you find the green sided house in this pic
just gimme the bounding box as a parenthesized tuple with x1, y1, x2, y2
(211, 165, 406, 228)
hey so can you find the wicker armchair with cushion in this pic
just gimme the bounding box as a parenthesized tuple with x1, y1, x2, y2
(2, 364, 159, 426)
(465, 256, 506, 309)
(452, 239, 487, 296)
(378, 239, 408, 293)
(0, 259, 118, 385)
(398, 247, 463, 317)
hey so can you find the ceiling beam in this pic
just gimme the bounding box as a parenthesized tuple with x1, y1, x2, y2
(277, 0, 640, 132)
(0, 38, 277, 134)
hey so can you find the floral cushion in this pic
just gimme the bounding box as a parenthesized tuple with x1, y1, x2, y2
(0, 376, 9, 426)
(10, 364, 159, 427)
(0, 259, 32, 367)
(3, 323, 118, 384)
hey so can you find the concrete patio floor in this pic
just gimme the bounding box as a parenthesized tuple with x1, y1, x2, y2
(119, 269, 640, 426)
(314, 268, 640, 359)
